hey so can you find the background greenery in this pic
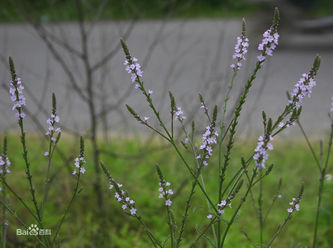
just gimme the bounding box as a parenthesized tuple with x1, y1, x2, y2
(2, 134, 332, 247)
(1, 0, 333, 23)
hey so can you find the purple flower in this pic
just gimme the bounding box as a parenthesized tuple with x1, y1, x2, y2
(331, 95, 333, 113)
(130, 208, 137, 215)
(231, 34, 249, 71)
(253, 135, 274, 169)
(257, 27, 279, 63)
(9, 77, 26, 119)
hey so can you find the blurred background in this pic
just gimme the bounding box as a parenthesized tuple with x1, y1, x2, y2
(1, 1, 333, 247)
(0, 0, 333, 138)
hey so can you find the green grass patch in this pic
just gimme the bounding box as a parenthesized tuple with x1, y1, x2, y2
(1, 134, 333, 247)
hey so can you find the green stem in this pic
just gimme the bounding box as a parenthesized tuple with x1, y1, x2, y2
(218, 61, 262, 247)
(40, 140, 54, 221)
(52, 173, 81, 245)
(220, 168, 257, 247)
(258, 173, 263, 247)
(312, 123, 333, 248)
(176, 166, 203, 247)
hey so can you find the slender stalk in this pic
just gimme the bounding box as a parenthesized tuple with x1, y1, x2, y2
(40, 140, 54, 220)
(0, 180, 39, 222)
(297, 120, 321, 170)
(258, 172, 264, 247)
(312, 123, 333, 248)
(52, 173, 81, 245)
(1, 174, 7, 248)
(220, 168, 257, 247)
(0, 199, 47, 248)
(190, 216, 218, 247)
(1, 137, 8, 248)
(218, 61, 263, 247)
(9, 58, 42, 224)
(176, 166, 203, 247)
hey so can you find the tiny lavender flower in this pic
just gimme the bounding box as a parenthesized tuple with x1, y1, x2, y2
(9, 77, 26, 119)
(158, 180, 174, 207)
(0, 154, 11, 175)
(72, 155, 86, 175)
(231, 34, 249, 71)
(257, 26, 279, 63)
(331, 95, 333, 113)
(253, 135, 274, 169)
(199, 124, 218, 166)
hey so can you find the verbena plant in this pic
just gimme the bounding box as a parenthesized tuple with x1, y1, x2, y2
(0, 7, 332, 248)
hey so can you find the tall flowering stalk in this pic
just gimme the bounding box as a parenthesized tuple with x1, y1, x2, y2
(156, 165, 176, 247)
(8, 57, 42, 224)
(40, 93, 62, 221)
(0, 137, 10, 247)
(216, 9, 280, 247)
(52, 137, 85, 245)
(230, 19, 249, 71)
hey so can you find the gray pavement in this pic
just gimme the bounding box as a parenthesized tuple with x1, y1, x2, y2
(0, 18, 333, 138)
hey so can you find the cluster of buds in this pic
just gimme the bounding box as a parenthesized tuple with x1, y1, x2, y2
(257, 9, 279, 63)
(0, 154, 11, 175)
(9, 77, 26, 119)
(72, 156, 86, 175)
(253, 134, 274, 169)
(288, 72, 317, 109)
(124, 56, 143, 86)
(174, 107, 186, 121)
(109, 179, 137, 215)
(287, 197, 301, 213)
(199, 124, 218, 166)
(207, 197, 233, 219)
(72, 137, 86, 175)
(158, 180, 174, 206)
(45, 114, 61, 142)
(231, 19, 249, 71)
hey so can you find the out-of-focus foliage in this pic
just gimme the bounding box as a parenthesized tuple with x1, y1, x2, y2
(0, 0, 262, 22)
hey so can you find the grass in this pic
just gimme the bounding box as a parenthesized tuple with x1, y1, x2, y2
(1, 134, 332, 247)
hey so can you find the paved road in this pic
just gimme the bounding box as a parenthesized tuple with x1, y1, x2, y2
(0, 18, 332, 138)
